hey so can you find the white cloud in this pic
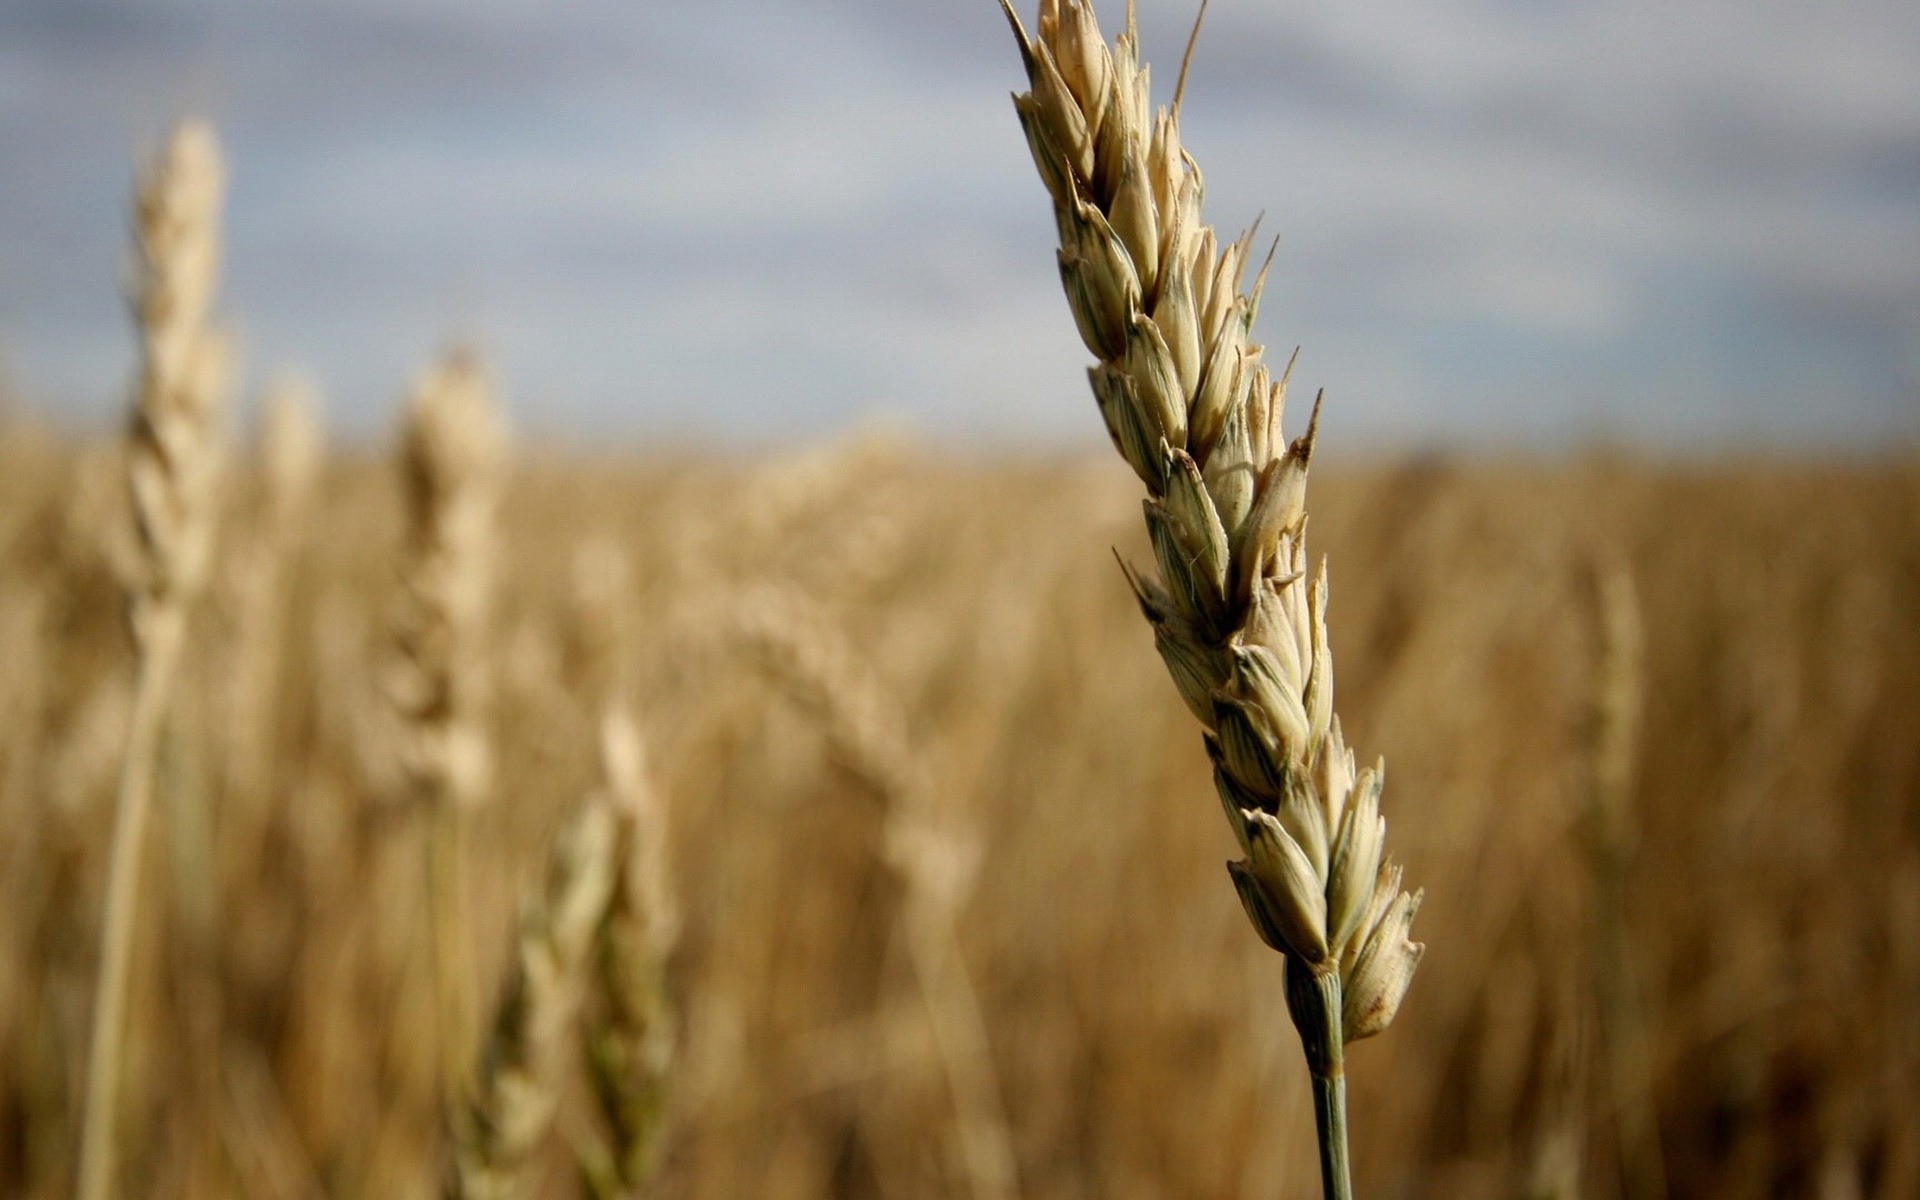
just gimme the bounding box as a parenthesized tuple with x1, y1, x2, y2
(0, 0, 1914, 448)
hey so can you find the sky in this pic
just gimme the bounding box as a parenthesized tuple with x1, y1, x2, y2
(0, 0, 1916, 452)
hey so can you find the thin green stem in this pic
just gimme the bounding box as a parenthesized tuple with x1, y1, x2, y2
(1287, 962, 1353, 1200)
(1310, 1063, 1351, 1200)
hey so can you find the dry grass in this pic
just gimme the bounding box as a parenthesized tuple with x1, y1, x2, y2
(0, 418, 1914, 1199)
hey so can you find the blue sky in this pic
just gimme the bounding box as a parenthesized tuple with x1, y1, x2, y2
(1, 0, 1916, 451)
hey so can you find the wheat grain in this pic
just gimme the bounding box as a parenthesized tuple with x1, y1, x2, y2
(997, 4, 1423, 1195)
(76, 119, 233, 1200)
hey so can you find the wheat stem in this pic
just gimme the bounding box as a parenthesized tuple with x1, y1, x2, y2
(1287, 965, 1352, 1200)
(1584, 556, 1667, 1200)
(78, 611, 184, 1200)
(78, 119, 231, 1200)
(730, 589, 1018, 1200)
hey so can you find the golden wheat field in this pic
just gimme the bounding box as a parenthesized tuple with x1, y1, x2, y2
(2, 413, 1917, 1199)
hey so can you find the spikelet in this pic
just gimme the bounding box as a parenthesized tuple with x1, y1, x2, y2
(391, 349, 505, 814)
(78, 118, 234, 1200)
(450, 799, 618, 1200)
(999, 0, 1422, 1044)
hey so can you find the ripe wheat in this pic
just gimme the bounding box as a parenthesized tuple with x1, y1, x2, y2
(731, 587, 1019, 1200)
(77, 119, 234, 1200)
(390, 350, 507, 1109)
(568, 539, 681, 1199)
(998, 3, 1424, 1195)
(224, 374, 324, 851)
(450, 799, 617, 1200)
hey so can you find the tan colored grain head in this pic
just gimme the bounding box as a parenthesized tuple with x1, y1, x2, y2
(1001, 4, 1422, 1193)
(123, 118, 234, 647)
(451, 798, 618, 1200)
(388, 347, 507, 1140)
(999, 0, 1421, 1046)
(391, 347, 505, 813)
(579, 714, 679, 1200)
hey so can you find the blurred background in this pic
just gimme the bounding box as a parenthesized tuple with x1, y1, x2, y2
(1, 4, 1917, 1200)
(2, 0, 1915, 447)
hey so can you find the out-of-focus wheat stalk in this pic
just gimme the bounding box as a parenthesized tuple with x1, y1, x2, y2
(998, 3, 1424, 1195)
(78, 118, 234, 1200)
(226, 374, 324, 812)
(731, 587, 1018, 1200)
(570, 541, 681, 1200)
(580, 712, 679, 1200)
(1583, 555, 1667, 1200)
(390, 350, 506, 1105)
(449, 798, 617, 1200)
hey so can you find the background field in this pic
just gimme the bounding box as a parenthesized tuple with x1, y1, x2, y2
(2, 424, 1914, 1198)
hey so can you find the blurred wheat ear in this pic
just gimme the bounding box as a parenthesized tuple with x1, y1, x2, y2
(223, 373, 324, 811)
(567, 537, 681, 1199)
(389, 349, 507, 1116)
(997, 2, 1425, 1196)
(78, 118, 235, 1200)
(450, 796, 617, 1200)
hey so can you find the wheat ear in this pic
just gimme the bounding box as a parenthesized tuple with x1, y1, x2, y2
(450, 798, 618, 1200)
(78, 118, 234, 1200)
(567, 541, 680, 1199)
(579, 713, 679, 1199)
(391, 349, 506, 1103)
(998, 4, 1424, 1195)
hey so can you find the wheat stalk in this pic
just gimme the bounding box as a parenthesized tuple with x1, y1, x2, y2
(1582, 555, 1667, 1200)
(730, 587, 1017, 1200)
(390, 349, 506, 1106)
(224, 374, 324, 856)
(578, 711, 679, 1200)
(558, 539, 679, 1199)
(997, 3, 1424, 1195)
(449, 798, 618, 1200)
(78, 118, 234, 1200)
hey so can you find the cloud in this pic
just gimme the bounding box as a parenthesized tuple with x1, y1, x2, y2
(0, 0, 1913, 449)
